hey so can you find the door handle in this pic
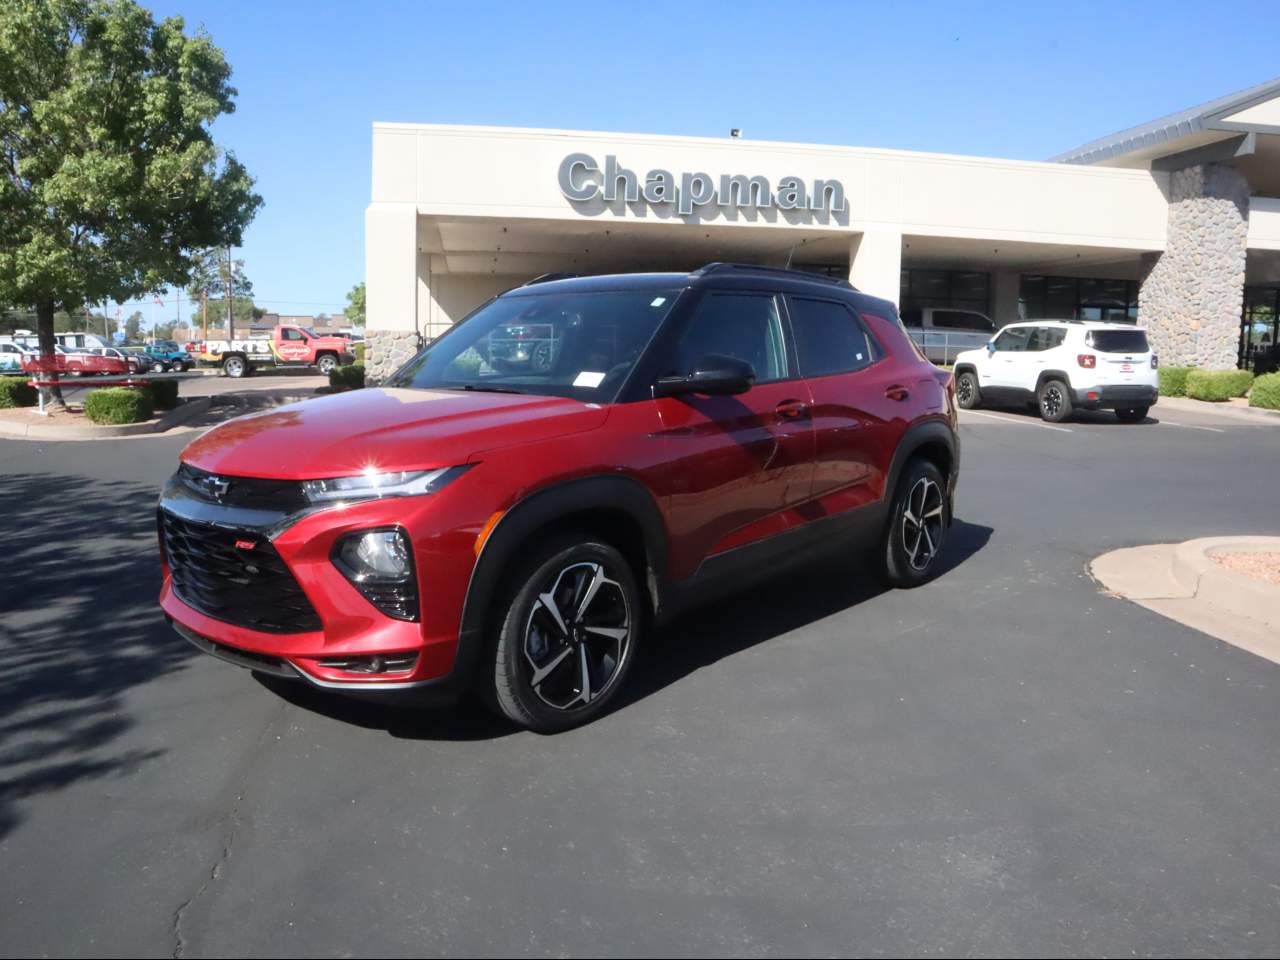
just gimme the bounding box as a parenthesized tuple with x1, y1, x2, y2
(885, 385, 910, 401)
(775, 398, 809, 419)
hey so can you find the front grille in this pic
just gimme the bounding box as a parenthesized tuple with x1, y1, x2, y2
(177, 462, 308, 511)
(161, 510, 322, 634)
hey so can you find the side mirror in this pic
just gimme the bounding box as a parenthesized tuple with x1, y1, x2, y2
(986, 341, 996, 355)
(654, 354, 755, 398)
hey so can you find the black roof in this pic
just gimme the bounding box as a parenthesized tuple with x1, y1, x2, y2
(504, 262, 858, 298)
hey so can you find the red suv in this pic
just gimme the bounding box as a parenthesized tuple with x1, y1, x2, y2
(159, 264, 959, 731)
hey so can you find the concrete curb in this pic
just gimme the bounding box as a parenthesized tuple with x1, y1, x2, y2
(1091, 536, 1280, 665)
(0, 396, 214, 440)
(1158, 396, 1280, 424)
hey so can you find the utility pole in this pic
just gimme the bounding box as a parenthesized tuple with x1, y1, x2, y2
(201, 289, 208, 342)
(225, 246, 234, 343)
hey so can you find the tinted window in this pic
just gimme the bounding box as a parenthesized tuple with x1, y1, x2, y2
(1088, 329, 1149, 353)
(788, 297, 878, 378)
(281, 328, 305, 341)
(1026, 326, 1065, 351)
(993, 327, 1032, 352)
(675, 293, 787, 383)
(932, 310, 994, 333)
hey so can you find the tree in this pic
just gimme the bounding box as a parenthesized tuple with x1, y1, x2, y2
(0, 0, 262, 405)
(345, 282, 366, 328)
(124, 310, 143, 340)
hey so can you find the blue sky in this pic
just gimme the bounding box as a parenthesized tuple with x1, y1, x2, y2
(120, 0, 1278, 331)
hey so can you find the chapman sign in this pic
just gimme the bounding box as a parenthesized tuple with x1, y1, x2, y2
(558, 153, 847, 217)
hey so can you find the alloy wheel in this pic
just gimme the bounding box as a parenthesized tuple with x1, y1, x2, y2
(957, 374, 974, 406)
(900, 477, 945, 572)
(523, 561, 631, 711)
(1041, 384, 1064, 418)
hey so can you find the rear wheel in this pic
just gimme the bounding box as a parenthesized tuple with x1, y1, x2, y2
(955, 370, 980, 409)
(223, 355, 247, 378)
(1116, 406, 1149, 424)
(1038, 378, 1072, 423)
(883, 459, 949, 588)
(492, 534, 641, 733)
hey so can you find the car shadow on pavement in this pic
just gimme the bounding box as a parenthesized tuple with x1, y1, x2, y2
(0, 472, 191, 840)
(260, 519, 993, 741)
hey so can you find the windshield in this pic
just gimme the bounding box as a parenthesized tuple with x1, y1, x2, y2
(387, 288, 680, 402)
(1087, 329, 1149, 353)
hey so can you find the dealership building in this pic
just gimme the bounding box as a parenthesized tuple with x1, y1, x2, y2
(364, 78, 1280, 381)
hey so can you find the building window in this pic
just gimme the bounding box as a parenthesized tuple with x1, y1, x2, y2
(1019, 275, 1139, 323)
(900, 269, 990, 316)
(1241, 286, 1280, 372)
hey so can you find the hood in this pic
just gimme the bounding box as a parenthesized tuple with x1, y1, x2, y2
(181, 387, 609, 480)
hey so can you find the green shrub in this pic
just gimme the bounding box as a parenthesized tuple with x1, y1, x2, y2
(145, 378, 180, 410)
(84, 387, 154, 424)
(353, 342, 365, 364)
(0, 376, 37, 408)
(1158, 366, 1193, 397)
(1185, 369, 1254, 402)
(328, 363, 365, 391)
(1249, 371, 1280, 410)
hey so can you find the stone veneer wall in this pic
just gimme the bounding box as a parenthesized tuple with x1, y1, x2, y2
(1138, 163, 1249, 368)
(364, 329, 421, 384)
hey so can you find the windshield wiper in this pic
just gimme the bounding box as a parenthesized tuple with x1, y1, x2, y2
(446, 384, 527, 395)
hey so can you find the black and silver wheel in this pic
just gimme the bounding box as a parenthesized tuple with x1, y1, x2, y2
(530, 340, 553, 373)
(493, 535, 641, 732)
(883, 459, 949, 588)
(223, 355, 246, 378)
(1038, 378, 1072, 423)
(955, 370, 980, 409)
(1115, 406, 1148, 424)
(317, 354, 338, 376)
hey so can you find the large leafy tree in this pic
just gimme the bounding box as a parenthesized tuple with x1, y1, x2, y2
(345, 282, 365, 328)
(0, 0, 261, 403)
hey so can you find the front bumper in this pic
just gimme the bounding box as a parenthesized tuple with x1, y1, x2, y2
(1073, 384, 1158, 409)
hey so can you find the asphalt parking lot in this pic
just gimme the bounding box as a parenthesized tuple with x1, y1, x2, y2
(1, 398, 1279, 957)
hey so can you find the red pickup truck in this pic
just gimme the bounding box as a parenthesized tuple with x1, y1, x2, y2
(199, 325, 356, 378)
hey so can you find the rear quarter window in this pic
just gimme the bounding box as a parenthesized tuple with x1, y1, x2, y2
(1088, 330, 1149, 353)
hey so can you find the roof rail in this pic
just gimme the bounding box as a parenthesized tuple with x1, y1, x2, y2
(693, 262, 855, 289)
(521, 272, 580, 286)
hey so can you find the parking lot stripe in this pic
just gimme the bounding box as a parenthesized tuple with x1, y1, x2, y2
(960, 410, 1073, 433)
(1158, 420, 1226, 434)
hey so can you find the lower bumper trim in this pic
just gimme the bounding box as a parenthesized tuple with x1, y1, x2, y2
(171, 618, 300, 679)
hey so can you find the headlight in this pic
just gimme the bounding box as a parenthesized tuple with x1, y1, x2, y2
(333, 528, 419, 621)
(302, 466, 468, 504)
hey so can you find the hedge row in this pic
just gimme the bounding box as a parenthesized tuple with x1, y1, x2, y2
(0, 376, 38, 408)
(329, 363, 365, 391)
(1185, 369, 1254, 403)
(1158, 366, 1193, 397)
(145, 378, 180, 410)
(84, 387, 154, 425)
(1250, 372, 1280, 410)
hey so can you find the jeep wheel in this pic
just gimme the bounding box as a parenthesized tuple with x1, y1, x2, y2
(223, 355, 247, 378)
(955, 370, 980, 409)
(492, 534, 641, 732)
(316, 354, 337, 376)
(1038, 378, 1073, 423)
(1116, 406, 1149, 424)
(883, 458, 949, 588)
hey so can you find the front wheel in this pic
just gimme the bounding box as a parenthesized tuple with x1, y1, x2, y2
(492, 535, 642, 733)
(1116, 406, 1149, 424)
(1038, 378, 1073, 423)
(883, 459, 949, 588)
(316, 354, 337, 376)
(955, 370, 980, 409)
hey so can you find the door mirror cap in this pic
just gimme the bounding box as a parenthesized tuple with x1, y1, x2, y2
(986, 341, 996, 355)
(653, 354, 756, 398)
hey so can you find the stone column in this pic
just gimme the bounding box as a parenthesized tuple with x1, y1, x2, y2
(848, 230, 903, 305)
(364, 202, 420, 384)
(1138, 163, 1249, 368)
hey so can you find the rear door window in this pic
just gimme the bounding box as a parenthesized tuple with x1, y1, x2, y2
(787, 296, 880, 378)
(1088, 329, 1149, 353)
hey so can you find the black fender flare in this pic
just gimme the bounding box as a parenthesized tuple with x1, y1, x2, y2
(452, 474, 669, 688)
(1036, 369, 1073, 392)
(953, 362, 978, 378)
(882, 418, 960, 522)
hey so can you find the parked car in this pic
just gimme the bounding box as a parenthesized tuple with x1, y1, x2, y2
(900, 307, 996, 365)
(88, 346, 150, 374)
(952, 320, 1158, 423)
(199, 324, 356, 377)
(158, 264, 960, 731)
(144, 340, 193, 373)
(0, 341, 25, 374)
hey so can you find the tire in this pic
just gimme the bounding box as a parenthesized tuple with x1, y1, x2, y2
(491, 533, 642, 733)
(1037, 378, 1073, 423)
(155, 361, 169, 373)
(883, 458, 949, 589)
(223, 355, 247, 378)
(1116, 406, 1149, 424)
(955, 370, 980, 409)
(316, 354, 337, 376)
(172, 360, 188, 373)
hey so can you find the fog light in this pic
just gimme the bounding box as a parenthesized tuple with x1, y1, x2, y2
(333, 528, 419, 621)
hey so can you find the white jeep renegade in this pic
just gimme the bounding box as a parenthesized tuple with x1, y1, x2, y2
(952, 321, 1159, 423)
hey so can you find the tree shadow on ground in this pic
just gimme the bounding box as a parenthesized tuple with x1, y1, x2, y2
(0, 472, 194, 840)
(264, 519, 993, 740)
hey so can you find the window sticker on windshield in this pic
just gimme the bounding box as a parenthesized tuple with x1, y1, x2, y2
(650, 297, 666, 307)
(574, 371, 606, 388)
